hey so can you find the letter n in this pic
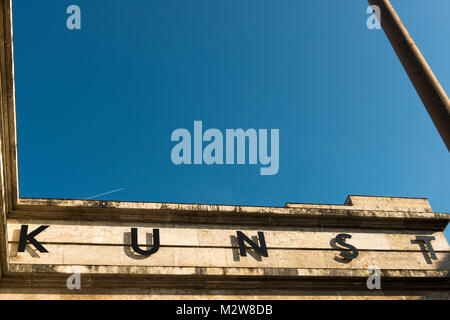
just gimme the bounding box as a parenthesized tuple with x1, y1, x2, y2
(131, 228, 160, 256)
(236, 231, 268, 257)
(18, 225, 49, 253)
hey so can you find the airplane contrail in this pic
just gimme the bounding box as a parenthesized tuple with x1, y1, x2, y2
(84, 187, 126, 200)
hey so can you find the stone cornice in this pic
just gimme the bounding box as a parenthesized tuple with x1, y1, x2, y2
(3, 265, 449, 291)
(10, 197, 450, 231)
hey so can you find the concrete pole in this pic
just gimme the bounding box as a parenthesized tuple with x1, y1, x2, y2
(368, 0, 450, 151)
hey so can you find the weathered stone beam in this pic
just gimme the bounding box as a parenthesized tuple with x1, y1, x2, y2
(2, 265, 449, 291)
(11, 197, 450, 231)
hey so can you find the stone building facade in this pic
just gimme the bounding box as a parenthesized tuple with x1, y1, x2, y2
(1, 195, 449, 300)
(0, 0, 448, 299)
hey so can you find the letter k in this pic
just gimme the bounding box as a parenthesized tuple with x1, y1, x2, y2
(18, 225, 49, 253)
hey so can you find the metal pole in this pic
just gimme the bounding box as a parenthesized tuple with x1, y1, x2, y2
(368, 0, 450, 151)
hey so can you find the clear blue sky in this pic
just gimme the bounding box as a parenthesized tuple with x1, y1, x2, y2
(12, 1, 449, 239)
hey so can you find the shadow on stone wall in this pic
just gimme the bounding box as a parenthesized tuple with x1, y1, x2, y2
(9, 228, 41, 258)
(229, 235, 263, 262)
(123, 232, 157, 260)
(436, 251, 450, 270)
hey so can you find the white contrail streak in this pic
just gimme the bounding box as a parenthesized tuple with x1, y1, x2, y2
(84, 187, 126, 200)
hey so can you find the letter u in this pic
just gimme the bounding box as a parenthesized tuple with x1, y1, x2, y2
(130, 228, 160, 256)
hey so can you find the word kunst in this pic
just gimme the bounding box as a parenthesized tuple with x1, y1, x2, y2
(17, 225, 438, 265)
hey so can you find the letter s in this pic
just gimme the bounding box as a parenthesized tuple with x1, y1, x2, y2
(335, 233, 359, 260)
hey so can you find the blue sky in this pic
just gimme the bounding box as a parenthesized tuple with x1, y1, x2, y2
(12, 1, 449, 239)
